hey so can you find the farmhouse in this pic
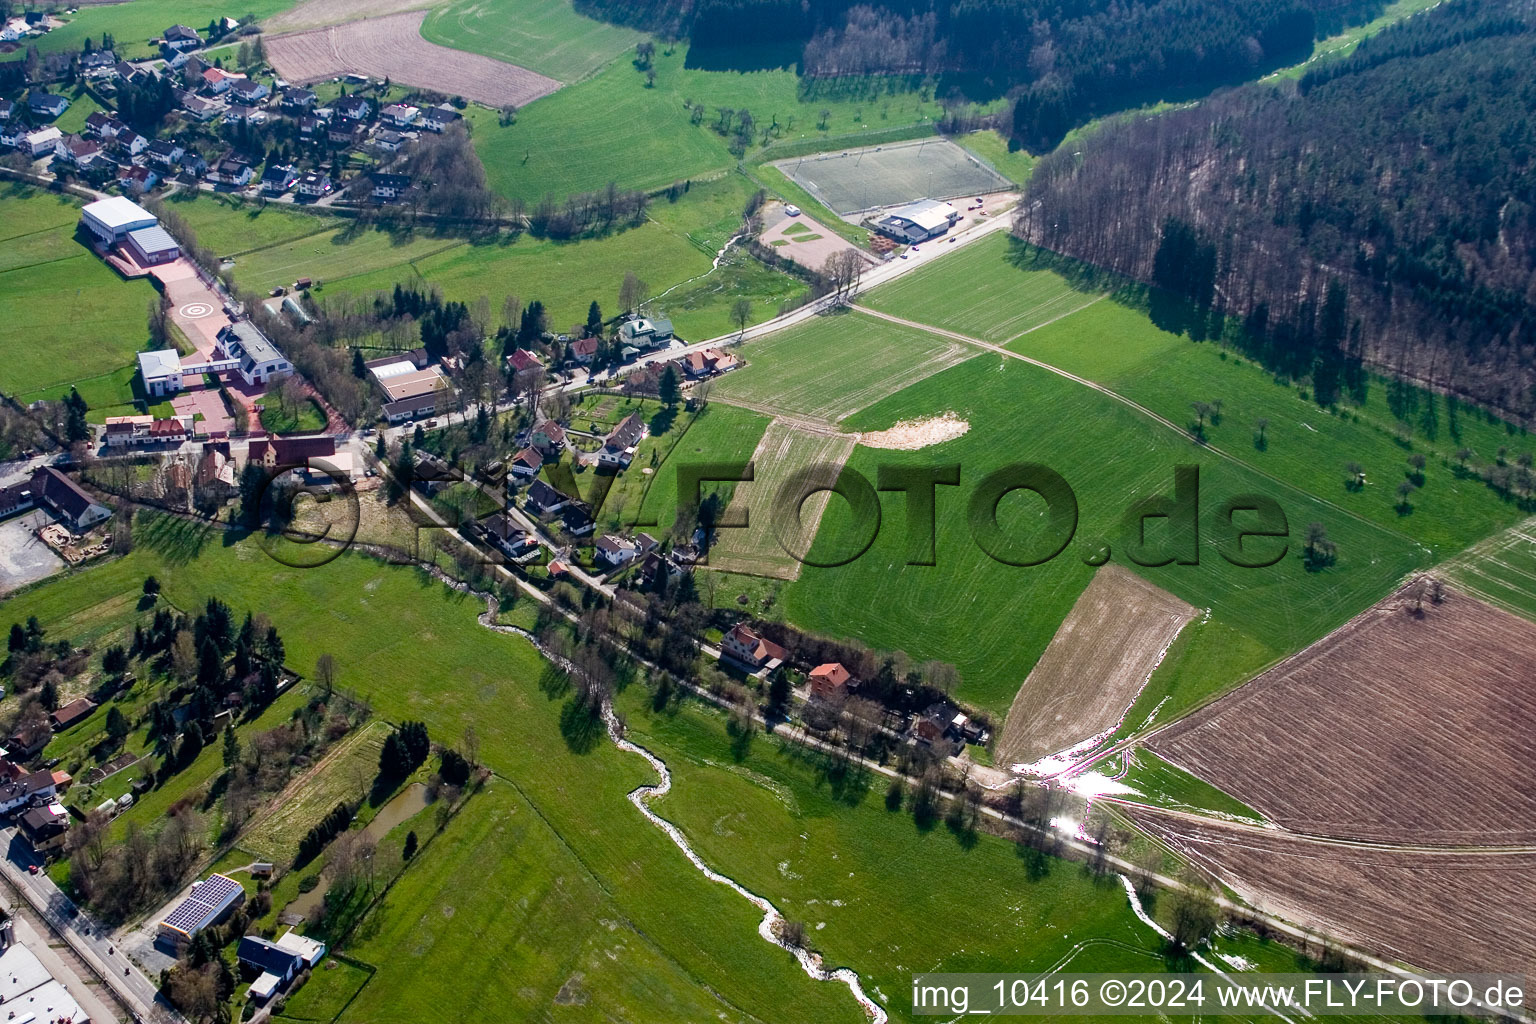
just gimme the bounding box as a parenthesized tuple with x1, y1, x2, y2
(79, 195, 157, 245)
(0, 481, 35, 519)
(247, 435, 336, 470)
(875, 198, 961, 244)
(217, 321, 294, 386)
(719, 623, 787, 679)
(49, 696, 96, 732)
(530, 420, 565, 456)
(163, 24, 202, 50)
(30, 468, 110, 532)
(598, 412, 645, 468)
(808, 662, 853, 700)
(157, 873, 245, 951)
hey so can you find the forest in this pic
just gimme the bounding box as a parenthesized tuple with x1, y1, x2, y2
(575, 0, 1384, 146)
(1016, 0, 1536, 419)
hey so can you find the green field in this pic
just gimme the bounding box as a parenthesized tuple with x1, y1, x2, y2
(21, 0, 294, 58)
(1099, 748, 1265, 821)
(783, 354, 1425, 714)
(712, 310, 971, 421)
(862, 233, 1101, 344)
(1, 523, 865, 1024)
(954, 129, 1036, 185)
(1442, 515, 1536, 621)
(161, 192, 334, 258)
(464, 46, 955, 203)
(240, 722, 391, 864)
(420, 0, 644, 82)
(0, 185, 157, 397)
(50, 84, 108, 136)
(217, 181, 799, 343)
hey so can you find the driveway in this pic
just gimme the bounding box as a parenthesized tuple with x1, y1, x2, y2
(171, 385, 234, 435)
(0, 510, 65, 593)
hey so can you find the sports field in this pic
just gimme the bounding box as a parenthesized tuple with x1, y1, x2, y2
(713, 310, 972, 421)
(421, 0, 644, 82)
(0, 186, 156, 397)
(775, 138, 1013, 215)
(785, 354, 1426, 714)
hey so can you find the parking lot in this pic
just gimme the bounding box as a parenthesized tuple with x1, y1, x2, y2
(0, 510, 65, 593)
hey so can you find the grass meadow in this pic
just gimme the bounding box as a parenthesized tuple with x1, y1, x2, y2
(1442, 515, 1536, 621)
(420, 0, 644, 82)
(26, 0, 294, 58)
(1, 520, 865, 1024)
(239, 721, 391, 864)
(464, 46, 955, 203)
(782, 355, 1426, 714)
(712, 310, 971, 421)
(954, 129, 1036, 185)
(0, 186, 156, 398)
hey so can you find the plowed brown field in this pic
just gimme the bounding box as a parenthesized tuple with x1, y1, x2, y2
(1150, 585, 1536, 844)
(996, 565, 1195, 768)
(267, 11, 560, 109)
(1128, 807, 1536, 978)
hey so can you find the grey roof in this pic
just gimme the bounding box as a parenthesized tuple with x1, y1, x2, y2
(138, 348, 182, 379)
(237, 936, 302, 977)
(219, 320, 285, 365)
(127, 224, 178, 255)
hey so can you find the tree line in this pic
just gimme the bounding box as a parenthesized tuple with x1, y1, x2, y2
(1016, 0, 1536, 419)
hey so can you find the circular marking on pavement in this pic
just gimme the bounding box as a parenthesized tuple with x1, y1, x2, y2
(179, 302, 214, 318)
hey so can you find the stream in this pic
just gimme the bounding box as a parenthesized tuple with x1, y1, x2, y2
(428, 568, 890, 1022)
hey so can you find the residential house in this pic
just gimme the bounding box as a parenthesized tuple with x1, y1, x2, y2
(146, 138, 185, 167)
(594, 532, 657, 569)
(114, 59, 138, 81)
(80, 49, 117, 77)
(209, 155, 253, 187)
(381, 103, 418, 127)
(334, 95, 370, 121)
(0, 98, 13, 121)
(280, 86, 316, 111)
(326, 121, 365, 147)
(178, 91, 224, 121)
(30, 467, 110, 532)
(684, 347, 740, 378)
(246, 434, 336, 471)
(0, 481, 35, 520)
(21, 126, 62, 157)
(163, 24, 202, 50)
(229, 77, 269, 103)
(718, 623, 787, 678)
(637, 549, 685, 589)
(0, 771, 57, 814)
(523, 480, 570, 517)
(116, 163, 160, 194)
(237, 936, 306, 1004)
(912, 702, 986, 751)
(180, 149, 209, 175)
(19, 802, 70, 852)
(368, 356, 451, 423)
(225, 104, 265, 125)
(201, 66, 241, 94)
(112, 127, 149, 156)
(295, 170, 331, 199)
(370, 172, 410, 201)
(55, 135, 102, 167)
(618, 316, 675, 349)
(808, 662, 853, 701)
(82, 111, 115, 137)
(480, 514, 541, 563)
(509, 446, 542, 479)
(0, 19, 26, 42)
(568, 336, 599, 365)
(5, 723, 50, 761)
(506, 348, 542, 374)
(371, 129, 404, 153)
(27, 92, 69, 119)
(260, 163, 296, 195)
(420, 103, 461, 132)
(104, 415, 189, 446)
(559, 503, 595, 537)
(598, 412, 645, 468)
(49, 697, 97, 731)
(529, 420, 565, 456)
(297, 115, 323, 139)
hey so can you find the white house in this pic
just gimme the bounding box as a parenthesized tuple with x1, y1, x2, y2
(21, 126, 62, 158)
(138, 349, 185, 397)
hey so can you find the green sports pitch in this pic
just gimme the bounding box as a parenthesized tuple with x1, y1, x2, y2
(775, 137, 1013, 215)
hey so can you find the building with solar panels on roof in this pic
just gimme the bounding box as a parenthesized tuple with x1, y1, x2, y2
(157, 873, 246, 951)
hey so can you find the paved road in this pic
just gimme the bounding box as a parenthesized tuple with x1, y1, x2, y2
(0, 828, 181, 1023)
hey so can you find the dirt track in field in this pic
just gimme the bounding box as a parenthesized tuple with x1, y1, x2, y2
(995, 566, 1196, 768)
(1150, 584, 1536, 845)
(1128, 806, 1536, 979)
(266, 11, 560, 108)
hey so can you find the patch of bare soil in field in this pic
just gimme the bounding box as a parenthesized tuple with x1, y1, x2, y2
(858, 411, 970, 451)
(267, 11, 560, 108)
(1150, 584, 1536, 845)
(263, 0, 446, 33)
(996, 565, 1196, 769)
(1128, 806, 1536, 980)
